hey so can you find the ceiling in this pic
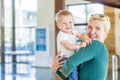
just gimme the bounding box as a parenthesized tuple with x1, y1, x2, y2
(84, 0, 120, 8)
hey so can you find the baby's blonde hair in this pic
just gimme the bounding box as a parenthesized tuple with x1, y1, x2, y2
(55, 9, 74, 22)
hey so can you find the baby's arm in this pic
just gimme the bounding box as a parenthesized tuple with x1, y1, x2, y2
(76, 33, 91, 44)
(79, 41, 87, 48)
(60, 40, 80, 50)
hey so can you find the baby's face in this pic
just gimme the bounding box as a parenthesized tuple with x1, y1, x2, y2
(57, 15, 74, 34)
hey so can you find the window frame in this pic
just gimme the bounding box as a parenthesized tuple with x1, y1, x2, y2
(67, 3, 104, 33)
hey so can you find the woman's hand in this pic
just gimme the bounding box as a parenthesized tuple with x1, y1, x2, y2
(52, 52, 66, 72)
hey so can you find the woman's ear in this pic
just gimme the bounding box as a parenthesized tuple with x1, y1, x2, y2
(104, 30, 109, 39)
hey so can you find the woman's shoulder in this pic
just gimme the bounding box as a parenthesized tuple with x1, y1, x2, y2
(90, 40, 106, 49)
(84, 40, 108, 55)
(92, 40, 103, 45)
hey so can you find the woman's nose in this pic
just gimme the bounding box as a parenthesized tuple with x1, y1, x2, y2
(91, 29, 96, 34)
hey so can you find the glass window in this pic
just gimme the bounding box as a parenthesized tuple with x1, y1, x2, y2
(4, 0, 37, 52)
(4, 0, 12, 28)
(15, 0, 37, 52)
(4, 0, 12, 51)
(68, 3, 104, 33)
(4, 0, 37, 64)
(68, 4, 86, 24)
(86, 3, 104, 21)
(15, 0, 37, 27)
(74, 25, 87, 34)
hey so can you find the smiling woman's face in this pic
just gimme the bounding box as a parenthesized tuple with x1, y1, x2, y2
(87, 19, 108, 42)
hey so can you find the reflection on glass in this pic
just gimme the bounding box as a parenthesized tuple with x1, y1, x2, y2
(74, 25, 87, 34)
(5, 28, 12, 51)
(3, 0, 37, 66)
(68, 5, 86, 24)
(68, 3, 104, 24)
(68, 3, 104, 35)
(87, 3, 104, 21)
(4, 0, 12, 28)
(0, 27, 1, 63)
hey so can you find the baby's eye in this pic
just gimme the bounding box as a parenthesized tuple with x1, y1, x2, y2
(63, 22, 66, 24)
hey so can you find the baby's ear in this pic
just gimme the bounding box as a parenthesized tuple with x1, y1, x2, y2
(56, 22, 60, 28)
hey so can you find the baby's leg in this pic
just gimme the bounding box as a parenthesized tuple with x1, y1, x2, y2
(69, 67, 78, 80)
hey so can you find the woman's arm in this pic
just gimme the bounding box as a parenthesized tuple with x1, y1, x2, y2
(61, 40, 104, 76)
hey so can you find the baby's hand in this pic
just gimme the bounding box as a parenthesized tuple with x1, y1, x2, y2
(79, 42, 87, 48)
(79, 34, 92, 45)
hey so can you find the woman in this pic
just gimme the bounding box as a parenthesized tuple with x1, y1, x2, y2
(52, 14, 111, 80)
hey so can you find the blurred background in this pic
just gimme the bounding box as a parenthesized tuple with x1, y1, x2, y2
(0, 0, 120, 80)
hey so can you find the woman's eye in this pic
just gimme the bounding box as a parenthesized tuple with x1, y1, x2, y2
(96, 27, 100, 30)
(63, 23, 66, 24)
(88, 26, 92, 29)
(69, 22, 72, 24)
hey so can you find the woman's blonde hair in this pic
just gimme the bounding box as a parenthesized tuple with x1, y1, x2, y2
(89, 14, 111, 32)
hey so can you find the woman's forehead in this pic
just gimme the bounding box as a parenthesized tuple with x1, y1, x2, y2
(88, 20, 105, 27)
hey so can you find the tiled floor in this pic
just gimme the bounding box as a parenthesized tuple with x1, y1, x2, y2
(0, 63, 120, 80)
(0, 63, 55, 80)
